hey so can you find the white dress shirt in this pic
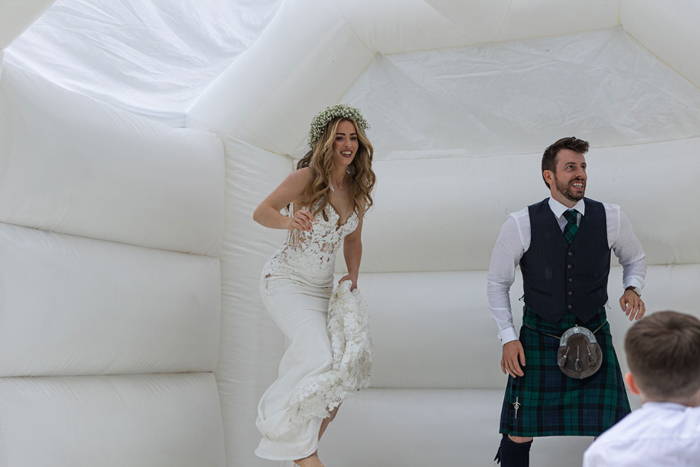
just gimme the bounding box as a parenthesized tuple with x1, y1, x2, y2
(486, 197, 647, 344)
(583, 402, 700, 467)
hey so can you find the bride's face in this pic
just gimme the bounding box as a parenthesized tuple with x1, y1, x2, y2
(332, 120, 359, 169)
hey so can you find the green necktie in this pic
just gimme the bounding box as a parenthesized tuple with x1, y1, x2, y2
(563, 209, 578, 244)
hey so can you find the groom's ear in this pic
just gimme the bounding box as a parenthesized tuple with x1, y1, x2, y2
(543, 170, 554, 188)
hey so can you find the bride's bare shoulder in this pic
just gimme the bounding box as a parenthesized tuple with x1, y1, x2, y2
(283, 166, 316, 189)
(294, 166, 315, 177)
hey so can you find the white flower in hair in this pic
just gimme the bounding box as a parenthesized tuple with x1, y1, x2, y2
(308, 104, 370, 148)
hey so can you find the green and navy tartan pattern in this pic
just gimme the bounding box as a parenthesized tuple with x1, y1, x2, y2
(563, 209, 579, 244)
(499, 307, 631, 437)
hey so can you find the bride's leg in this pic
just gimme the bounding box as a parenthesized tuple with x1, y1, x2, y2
(292, 406, 340, 467)
(294, 452, 324, 467)
(318, 405, 340, 440)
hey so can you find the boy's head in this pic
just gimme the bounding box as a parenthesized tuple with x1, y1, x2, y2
(624, 311, 700, 405)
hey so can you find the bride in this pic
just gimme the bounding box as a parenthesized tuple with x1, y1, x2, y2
(253, 104, 376, 466)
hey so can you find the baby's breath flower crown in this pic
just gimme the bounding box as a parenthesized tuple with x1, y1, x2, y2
(307, 104, 370, 148)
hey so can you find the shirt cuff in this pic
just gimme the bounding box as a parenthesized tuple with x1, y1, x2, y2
(623, 277, 644, 290)
(498, 326, 519, 345)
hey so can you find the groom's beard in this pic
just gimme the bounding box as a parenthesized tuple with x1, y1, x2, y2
(555, 177, 585, 202)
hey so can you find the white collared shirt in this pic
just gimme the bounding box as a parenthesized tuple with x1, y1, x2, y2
(486, 197, 647, 344)
(583, 402, 700, 467)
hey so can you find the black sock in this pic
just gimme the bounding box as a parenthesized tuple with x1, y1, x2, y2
(494, 435, 532, 466)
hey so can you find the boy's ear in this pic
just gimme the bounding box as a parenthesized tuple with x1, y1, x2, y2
(693, 387, 700, 407)
(624, 372, 640, 395)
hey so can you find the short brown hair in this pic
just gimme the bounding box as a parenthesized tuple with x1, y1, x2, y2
(541, 137, 589, 188)
(625, 311, 700, 400)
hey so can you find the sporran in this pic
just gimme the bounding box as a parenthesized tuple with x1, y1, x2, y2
(524, 322, 606, 379)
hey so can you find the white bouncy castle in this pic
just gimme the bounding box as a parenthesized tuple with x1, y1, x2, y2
(1, 1, 699, 466)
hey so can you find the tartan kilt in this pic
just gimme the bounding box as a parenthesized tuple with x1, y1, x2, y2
(499, 307, 630, 437)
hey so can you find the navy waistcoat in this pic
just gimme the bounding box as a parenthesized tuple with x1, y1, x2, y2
(520, 198, 611, 323)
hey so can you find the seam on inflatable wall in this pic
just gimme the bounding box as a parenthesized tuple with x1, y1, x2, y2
(366, 385, 506, 391)
(335, 55, 376, 111)
(0, 220, 225, 262)
(354, 263, 695, 277)
(186, 113, 294, 159)
(180, 5, 286, 123)
(214, 126, 226, 373)
(494, 0, 515, 42)
(419, 1, 472, 45)
(0, 1, 56, 50)
(617, 0, 623, 26)
(622, 27, 700, 90)
(353, 263, 693, 277)
(211, 131, 226, 259)
(368, 135, 700, 163)
(333, 0, 379, 53)
(382, 25, 621, 56)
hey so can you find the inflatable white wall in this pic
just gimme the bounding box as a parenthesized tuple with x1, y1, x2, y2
(2, 1, 700, 466)
(0, 4, 226, 464)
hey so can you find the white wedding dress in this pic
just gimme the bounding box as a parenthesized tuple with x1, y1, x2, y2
(255, 199, 373, 461)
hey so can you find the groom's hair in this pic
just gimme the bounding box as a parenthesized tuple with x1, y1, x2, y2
(625, 311, 700, 400)
(541, 136, 589, 188)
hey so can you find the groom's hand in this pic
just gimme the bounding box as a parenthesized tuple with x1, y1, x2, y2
(620, 288, 645, 321)
(501, 340, 526, 377)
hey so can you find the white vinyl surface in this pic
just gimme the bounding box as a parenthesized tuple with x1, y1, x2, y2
(188, 0, 376, 153)
(216, 136, 291, 466)
(0, 222, 221, 377)
(349, 265, 700, 390)
(0, 64, 225, 256)
(334, 28, 700, 160)
(0, 0, 54, 49)
(3, 0, 283, 125)
(332, 138, 700, 275)
(1, 10, 228, 464)
(320, 388, 607, 467)
(621, 0, 700, 88)
(1, 1, 700, 467)
(0, 373, 226, 467)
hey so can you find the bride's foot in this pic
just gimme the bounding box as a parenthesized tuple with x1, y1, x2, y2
(294, 451, 324, 467)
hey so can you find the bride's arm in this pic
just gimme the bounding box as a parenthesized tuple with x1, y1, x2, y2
(253, 167, 315, 231)
(340, 214, 363, 290)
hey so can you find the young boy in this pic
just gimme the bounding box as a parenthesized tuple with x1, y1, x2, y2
(583, 311, 700, 466)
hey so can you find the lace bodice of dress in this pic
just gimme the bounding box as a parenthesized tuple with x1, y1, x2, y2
(262, 199, 359, 284)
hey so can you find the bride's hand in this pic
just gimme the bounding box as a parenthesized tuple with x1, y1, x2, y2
(339, 275, 358, 291)
(287, 209, 314, 232)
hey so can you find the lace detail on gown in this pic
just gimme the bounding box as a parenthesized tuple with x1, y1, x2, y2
(261, 199, 359, 286)
(286, 280, 373, 430)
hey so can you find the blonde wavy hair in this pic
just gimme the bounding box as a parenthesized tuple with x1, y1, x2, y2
(296, 117, 375, 219)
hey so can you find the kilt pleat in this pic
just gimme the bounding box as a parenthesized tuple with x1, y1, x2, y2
(499, 308, 631, 437)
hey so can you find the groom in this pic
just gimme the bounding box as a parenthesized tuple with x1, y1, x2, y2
(486, 137, 647, 466)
